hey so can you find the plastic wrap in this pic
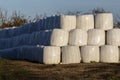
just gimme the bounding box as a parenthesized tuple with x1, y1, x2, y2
(54, 15, 61, 29)
(9, 28, 16, 38)
(87, 29, 105, 46)
(76, 14, 94, 31)
(0, 30, 52, 50)
(95, 13, 113, 30)
(50, 29, 69, 46)
(107, 29, 120, 46)
(69, 29, 87, 46)
(0, 47, 20, 60)
(0, 46, 44, 63)
(0, 39, 11, 49)
(62, 46, 81, 64)
(81, 46, 99, 63)
(0, 39, 6, 49)
(13, 27, 20, 36)
(100, 45, 119, 63)
(0, 15, 58, 39)
(43, 46, 61, 64)
(60, 15, 76, 31)
(21, 46, 44, 63)
(0, 29, 6, 38)
(31, 30, 52, 46)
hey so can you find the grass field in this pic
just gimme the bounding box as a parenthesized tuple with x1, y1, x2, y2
(0, 59, 120, 80)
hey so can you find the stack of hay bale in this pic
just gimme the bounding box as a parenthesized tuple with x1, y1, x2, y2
(0, 13, 119, 64)
(44, 13, 120, 64)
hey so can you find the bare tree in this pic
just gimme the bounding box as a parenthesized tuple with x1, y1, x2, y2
(0, 9, 29, 28)
(0, 8, 9, 28)
(10, 11, 28, 27)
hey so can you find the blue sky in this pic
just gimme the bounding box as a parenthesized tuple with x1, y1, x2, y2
(0, 0, 119, 17)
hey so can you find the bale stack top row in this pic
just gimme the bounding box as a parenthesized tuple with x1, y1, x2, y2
(0, 13, 113, 39)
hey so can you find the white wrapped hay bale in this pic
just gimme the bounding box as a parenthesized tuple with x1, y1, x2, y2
(43, 46, 61, 64)
(107, 29, 120, 46)
(76, 14, 94, 31)
(87, 29, 105, 46)
(62, 46, 81, 64)
(60, 15, 76, 31)
(69, 29, 87, 46)
(81, 46, 99, 63)
(95, 13, 113, 30)
(50, 29, 69, 46)
(100, 45, 119, 63)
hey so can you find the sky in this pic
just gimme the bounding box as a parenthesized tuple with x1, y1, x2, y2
(0, 0, 119, 17)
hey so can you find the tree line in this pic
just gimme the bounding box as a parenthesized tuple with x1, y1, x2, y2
(0, 8, 47, 29)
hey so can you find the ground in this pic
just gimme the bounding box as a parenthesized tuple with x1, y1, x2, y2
(0, 59, 120, 80)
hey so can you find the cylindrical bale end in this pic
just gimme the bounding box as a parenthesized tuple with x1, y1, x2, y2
(87, 29, 105, 46)
(60, 15, 76, 31)
(76, 14, 94, 31)
(95, 13, 113, 30)
(50, 29, 69, 46)
(107, 29, 120, 46)
(100, 45, 119, 63)
(62, 46, 81, 64)
(81, 45, 99, 63)
(43, 46, 61, 64)
(69, 29, 87, 46)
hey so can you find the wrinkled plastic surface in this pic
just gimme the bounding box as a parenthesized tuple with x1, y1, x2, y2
(0, 15, 61, 39)
(87, 29, 105, 46)
(0, 30, 52, 50)
(43, 46, 61, 64)
(60, 15, 76, 31)
(62, 46, 81, 64)
(100, 45, 119, 63)
(81, 46, 99, 63)
(76, 14, 94, 31)
(69, 29, 87, 46)
(50, 29, 69, 46)
(0, 46, 44, 63)
(95, 13, 113, 30)
(107, 29, 120, 46)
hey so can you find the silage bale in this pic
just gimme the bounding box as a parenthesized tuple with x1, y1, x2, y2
(107, 29, 120, 46)
(0, 47, 20, 60)
(62, 46, 81, 64)
(100, 45, 119, 63)
(69, 29, 87, 46)
(0, 46, 44, 63)
(95, 13, 113, 30)
(50, 29, 69, 46)
(60, 15, 76, 31)
(21, 46, 44, 63)
(87, 29, 105, 46)
(43, 46, 61, 64)
(81, 45, 99, 63)
(76, 14, 94, 31)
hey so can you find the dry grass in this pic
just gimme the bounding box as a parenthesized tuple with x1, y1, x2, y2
(0, 59, 120, 80)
